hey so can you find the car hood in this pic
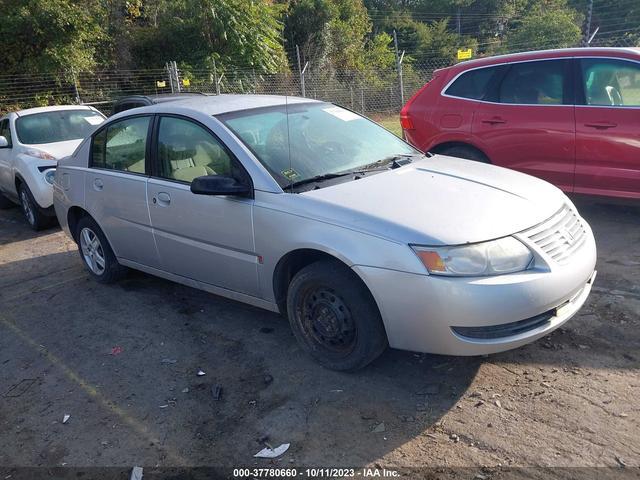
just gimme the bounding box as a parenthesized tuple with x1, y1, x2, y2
(300, 155, 567, 245)
(29, 139, 84, 160)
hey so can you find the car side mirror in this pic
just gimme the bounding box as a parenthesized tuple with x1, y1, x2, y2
(190, 175, 252, 197)
(0, 136, 8, 148)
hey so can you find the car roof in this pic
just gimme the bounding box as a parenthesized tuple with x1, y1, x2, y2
(448, 47, 640, 72)
(13, 105, 95, 117)
(110, 94, 323, 119)
(114, 93, 208, 105)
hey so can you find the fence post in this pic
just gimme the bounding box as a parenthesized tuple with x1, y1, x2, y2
(72, 70, 82, 104)
(393, 30, 405, 108)
(173, 61, 181, 93)
(213, 59, 221, 95)
(165, 62, 174, 93)
(296, 45, 307, 97)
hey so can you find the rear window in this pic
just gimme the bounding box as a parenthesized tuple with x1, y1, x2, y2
(445, 67, 497, 100)
(499, 60, 566, 105)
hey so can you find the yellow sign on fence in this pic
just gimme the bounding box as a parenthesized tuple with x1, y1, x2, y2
(182, 78, 191, 87)
(457, 48, 473, 60)
(156, 80, 166, 88)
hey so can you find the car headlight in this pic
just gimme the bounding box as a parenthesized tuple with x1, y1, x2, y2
(411, 236, 534, 276)
(44, 169, 56, 185)
(25, 148, 56, 160)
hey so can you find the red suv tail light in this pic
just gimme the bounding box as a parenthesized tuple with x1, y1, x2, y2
(400, 113, 414, 130)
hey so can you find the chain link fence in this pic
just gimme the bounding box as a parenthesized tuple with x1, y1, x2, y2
(1, 33, 638, 119)
(0, 59, 449, 122)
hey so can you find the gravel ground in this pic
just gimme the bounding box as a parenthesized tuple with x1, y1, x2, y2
(0, 198, 638, 475)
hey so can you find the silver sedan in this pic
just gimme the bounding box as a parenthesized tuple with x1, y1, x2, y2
(53, 95, 597, 370)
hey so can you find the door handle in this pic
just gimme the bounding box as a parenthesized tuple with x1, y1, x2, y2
(481, 117, 506, 125)
(93, 178, 104, 191)
(584, 122, 617, 129)
(154, 192, 171, 206)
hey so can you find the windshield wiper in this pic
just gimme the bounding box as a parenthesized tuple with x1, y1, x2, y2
(288, 172, 352, 188)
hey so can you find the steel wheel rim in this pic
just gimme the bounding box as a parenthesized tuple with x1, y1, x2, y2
(80, 227, 106, 275)
(300, 287, 357, 355)
(20, 189, 35, 225)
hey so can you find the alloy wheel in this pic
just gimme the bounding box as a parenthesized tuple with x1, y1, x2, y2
(79, 227, 106, 275)
(20, 189, 35, 226)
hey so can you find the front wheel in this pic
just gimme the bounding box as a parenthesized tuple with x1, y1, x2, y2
(76, 216, 128, 283)
(286, 260, 388, 371)
(18, 183, 51, 230)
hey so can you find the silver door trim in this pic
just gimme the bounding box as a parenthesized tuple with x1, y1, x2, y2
(118, 258, 279, 313)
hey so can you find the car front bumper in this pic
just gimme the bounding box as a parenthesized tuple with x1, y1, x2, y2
(353, 227, 597, 356)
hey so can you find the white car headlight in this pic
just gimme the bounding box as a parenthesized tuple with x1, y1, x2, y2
(44, 168, 56, 185)
(412, 237, 533, 276)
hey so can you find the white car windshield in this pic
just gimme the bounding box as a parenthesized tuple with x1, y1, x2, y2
(218, 102, 418, 188)
(16, 110, 105, 145)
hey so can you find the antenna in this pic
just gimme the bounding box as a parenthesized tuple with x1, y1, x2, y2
(285, 94, 292, 193)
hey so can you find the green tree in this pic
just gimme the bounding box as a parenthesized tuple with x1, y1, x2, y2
(504, 0, 582, 51)
(131, 0, 287, 73)
(0, 0, 103, 75)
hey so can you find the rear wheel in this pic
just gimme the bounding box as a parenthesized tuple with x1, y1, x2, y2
(18, 183, 51, 230)
(76, 216, 128, 283)
(437, 145, 490, 163)
(286, 260, 388, 371)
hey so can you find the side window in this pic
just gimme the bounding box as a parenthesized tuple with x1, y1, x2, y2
(499, 60, 565, 105)
(445, 67, 497, 100)
(91, 116, 150, 174)
(157, 116, 233, 183)
(580, 58, 640, 107)
(0, 119, 12, 147)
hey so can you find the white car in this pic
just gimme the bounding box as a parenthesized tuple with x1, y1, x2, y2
(0, 105, 105, 230)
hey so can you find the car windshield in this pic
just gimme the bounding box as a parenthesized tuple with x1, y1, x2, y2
(218, 102, 419, 188)
(16, 110, 105, 145)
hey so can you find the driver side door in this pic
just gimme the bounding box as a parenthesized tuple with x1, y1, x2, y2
(147, 115, 260, 296)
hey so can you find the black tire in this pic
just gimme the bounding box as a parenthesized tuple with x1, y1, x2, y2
(286, 260, 388, 371)
(75, 216, 128, 284)
(0, 191, 16, 209)
(18, 182, 52, 230)
(438, 145, 490, 163)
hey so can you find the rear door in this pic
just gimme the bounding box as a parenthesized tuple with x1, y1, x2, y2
(472, 59, 576, 191)
(574, 57, 640, 198)
(147, 115, 259, 296)
(85, 115, 161, 268)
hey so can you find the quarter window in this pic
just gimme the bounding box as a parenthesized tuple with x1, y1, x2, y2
(499, 60, 565, 105)
(91, 116, 150, 174)
(157, 116, 233, 183)
(445, 67, 497, 100)
(580, 58, 640, 107)
(0, 119, 12, 147)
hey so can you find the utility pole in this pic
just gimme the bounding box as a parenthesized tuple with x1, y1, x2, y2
(393, 30, 405, 107)
(457, 7, 461, 36)
(582, 0, 593, 46)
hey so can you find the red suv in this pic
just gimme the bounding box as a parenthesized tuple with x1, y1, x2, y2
(401, 48, 640, 200)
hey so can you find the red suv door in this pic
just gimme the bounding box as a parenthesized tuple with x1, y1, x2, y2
(471, 59, 576, 191)
(574, 57, 640, 199)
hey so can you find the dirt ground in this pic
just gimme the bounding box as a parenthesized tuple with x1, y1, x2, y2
(0, 197, 638, 475)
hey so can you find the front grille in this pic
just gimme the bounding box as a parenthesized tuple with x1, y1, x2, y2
(523, 205, 587, 265)
(451, 310, 554, 340)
